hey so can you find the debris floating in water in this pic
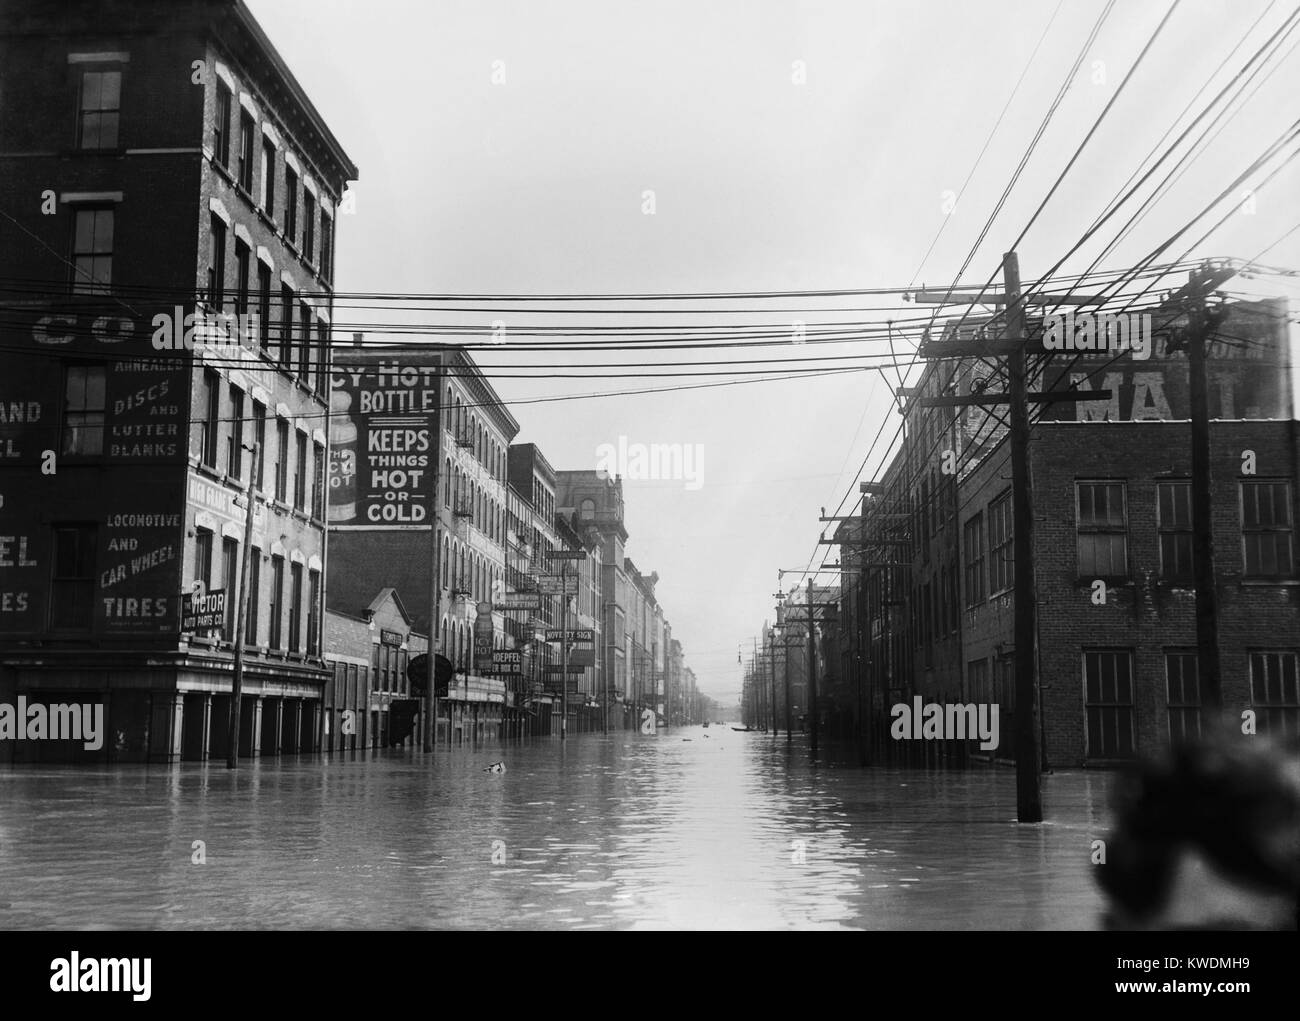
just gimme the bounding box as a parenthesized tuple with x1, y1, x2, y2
(483, 762, 506, 773)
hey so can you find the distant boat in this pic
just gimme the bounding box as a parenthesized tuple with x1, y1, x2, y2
(702, 721, 710, 728)
(731, 725, 757, 732)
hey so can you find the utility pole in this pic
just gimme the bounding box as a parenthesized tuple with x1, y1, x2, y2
(423, 359, 443, 752)
(768, 627, 777, 741)
(227, 441, 260, 770)
(561, 560, 569, 741)
(807, 578, 818, 759)
(1003, 252, 1042, 824)
(913, 252, 1113, 821)
(1173, 263, 1233, 714)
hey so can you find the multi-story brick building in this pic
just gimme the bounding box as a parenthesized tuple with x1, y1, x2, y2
(327, 340, 517, 745)
(557, 469, 629, 728)
(0, 0, 355, 761)
(322, 587, 427, 752)
(841, 294, 1299, 767)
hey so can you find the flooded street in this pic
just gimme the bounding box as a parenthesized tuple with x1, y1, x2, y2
(0, 728, 1115, 930)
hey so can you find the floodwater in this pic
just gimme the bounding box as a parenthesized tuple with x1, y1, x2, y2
(0, 726, 1115, 929)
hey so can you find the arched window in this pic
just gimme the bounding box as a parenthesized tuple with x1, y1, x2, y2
(444, 458, 452, 506)
(580, 498, 595, 521)
(442, 536, 450, 588)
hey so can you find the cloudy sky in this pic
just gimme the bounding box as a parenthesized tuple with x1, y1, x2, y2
(247, 0, 1300, 705)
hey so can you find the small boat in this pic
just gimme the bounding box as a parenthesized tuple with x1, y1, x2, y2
(702, 721, 710, 728)
(731, 725, 757, 732)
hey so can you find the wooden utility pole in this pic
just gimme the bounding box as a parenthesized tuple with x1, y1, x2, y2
(227, 441, 261, 770)
(1175, 264, 1233, 713)
(423, 360, 443, 752)
(914, 252, 1113, 821)
(807, 578, 818, 759)
(768, 628, 778, 741)
(1003, 252, 1042, 823)
(561, 560, 569, 741)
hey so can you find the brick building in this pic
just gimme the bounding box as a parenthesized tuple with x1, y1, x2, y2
(841, 294, 1299, 767)
(0, 0, 355, 761)
(327, 342, 516, 745)
(322, 588, 426, 752)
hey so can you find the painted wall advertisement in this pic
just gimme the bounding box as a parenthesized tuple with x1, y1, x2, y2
(0, 307, 188, 637)
(329, 351, 442, 529)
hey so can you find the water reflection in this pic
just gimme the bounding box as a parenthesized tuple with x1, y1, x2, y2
(0, 727, 1113, 929)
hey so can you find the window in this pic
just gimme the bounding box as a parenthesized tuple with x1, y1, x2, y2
(61, 365, 105, 456)
(257, 262, 272, 351)
(213, 80, 232, 165)
(580, 499, 595, 521)
(294, 430, 307, 510)
(968, 658, 989, 708)
(963, 513, 984, 606)
(245, 550, 260, 644)
(279, 283, 294, 365)
(227, 386, 245, 477)
(269, 555, 284, 649)
(1165, 652, 1200, 745)
(1249, 652, 1299, 738)
(320, 212, 333, 284)
(208, 215, 226, 310)
(1084, 650, 1135, 759)
(78, 69, 121, 149)
(49, 525, 96, 630)
(1241, 481, 1295, 578)
(298, 303, 312, 380)
(303, 191, 316, 265)
(1157, 481, 1193, 581)
(222, 538, 238, 637)
(1077, 481, 1127, 578)
(197, 370, 220, 468)
(234, 239, 250, 317)
(194, 528, 213, 589)
(275, 418, 289, 502)
(307, 570, 321, 656)
(289, 562, 303, 652)
(314, 321, 329, 394)
(237, 110, 255, 191)
(71, 207, 113, 294)
(252, 400, 267, 490)
(988, 491, 1013, 594)
(261, 138, 276, 214)
(285, 165, 298, 245)
(311, 441, 325, 519)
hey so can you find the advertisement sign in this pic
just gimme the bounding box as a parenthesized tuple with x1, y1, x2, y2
(536, 574, 578, 595)
(474, 601, 495, 673)
(544, 628, 594, 643)
(490, 650, 521, 675)
(544, 549, 587, 561)
(496, 592, 542, 611)
(329, 351, 441, 529)
(0, 307, 189, 637)
(181, 589, 226, 632)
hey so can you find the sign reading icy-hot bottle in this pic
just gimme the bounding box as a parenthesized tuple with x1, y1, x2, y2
(329, 352, 442, 528)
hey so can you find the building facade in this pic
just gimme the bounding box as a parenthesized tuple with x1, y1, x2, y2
(0, 0, 355, 762)
(839, 294, 1300, 767)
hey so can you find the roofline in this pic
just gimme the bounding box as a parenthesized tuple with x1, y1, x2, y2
(230, 0, 358, 182)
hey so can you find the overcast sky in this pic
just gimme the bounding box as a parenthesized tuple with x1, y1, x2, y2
(248, 0, 1300, 705)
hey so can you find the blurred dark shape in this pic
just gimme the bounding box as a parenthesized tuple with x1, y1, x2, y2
(1096, 730, 1300, 930)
